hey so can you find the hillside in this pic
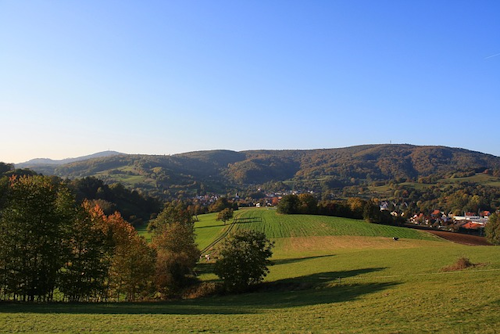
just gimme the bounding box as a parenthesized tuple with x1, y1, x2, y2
(20, 144, 500, 199)
(16, 151, 124, 174)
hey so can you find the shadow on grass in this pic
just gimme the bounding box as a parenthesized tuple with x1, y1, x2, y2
(195, 262, 216, 276)
(273, 254, 336, 265)
(0, 267, 398, 315)
(196, 224, 226, 229)
(195, 255, 337, 275)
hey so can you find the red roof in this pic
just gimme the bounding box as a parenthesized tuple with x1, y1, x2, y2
(432, 209, 441, 215)
(462, 222, 481, 229)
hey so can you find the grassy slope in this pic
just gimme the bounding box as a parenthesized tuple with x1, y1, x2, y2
(2, 208, 500, 333)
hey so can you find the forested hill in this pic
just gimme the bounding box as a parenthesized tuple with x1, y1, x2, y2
(21, 144, 500, 198)
(17, 151, 123, 169)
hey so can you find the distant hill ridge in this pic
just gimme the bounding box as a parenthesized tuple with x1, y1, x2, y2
(16, 144, 500, 198)
(17, 151, 124, 168)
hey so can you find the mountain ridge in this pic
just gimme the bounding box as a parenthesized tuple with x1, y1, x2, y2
(16, 150, 124, 168)
(16, 144, 500, 200)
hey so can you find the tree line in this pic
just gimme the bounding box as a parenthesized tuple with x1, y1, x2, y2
(277, 194, 399, 225)
(0, 175, 199, 302)
(0, 174, 274, 302)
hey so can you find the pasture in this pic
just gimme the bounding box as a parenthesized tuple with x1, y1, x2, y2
(1, 208, 499, 333)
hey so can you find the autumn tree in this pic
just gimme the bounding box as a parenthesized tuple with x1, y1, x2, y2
(149, 201, 200, 297)
(104, 211, 155, 301)
(298, 193, 318, 214)
(214, 230, 274, 293)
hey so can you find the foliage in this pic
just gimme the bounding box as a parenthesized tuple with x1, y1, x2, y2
(214, 230, 274, 292)
(58, 201, 112, 302)
(148, 200, 193, 233)
(19, 144, 500, 201)
(297, 193, 318, 214)
(485, 213, 500, 245)
(209, 197, 237, 213)
(104, 211, 156, 301)
(68, 176, 161, 226)
(150, 201, 200, 296)
(0, 176, 73, 301)
(0, 175, 161, 302)
(276, 194, 300, 214)
(216, 208, 233, 225)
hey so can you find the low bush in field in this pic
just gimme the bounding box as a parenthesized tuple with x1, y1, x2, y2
(182, 282, 222, 299)
(441, 257, 477, 272)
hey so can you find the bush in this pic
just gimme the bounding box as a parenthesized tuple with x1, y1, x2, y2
(214, 230, 274, 293)
(441, 257, 476, 272)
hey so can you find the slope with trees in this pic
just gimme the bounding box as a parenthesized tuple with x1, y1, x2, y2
(18, 145, 500, 201)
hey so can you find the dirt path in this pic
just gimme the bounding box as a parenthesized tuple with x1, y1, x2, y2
(425, 230, 491, 246)
(405, 224, 491, 246)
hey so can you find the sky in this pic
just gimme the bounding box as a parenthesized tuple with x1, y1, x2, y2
(1, 0, 499, 164)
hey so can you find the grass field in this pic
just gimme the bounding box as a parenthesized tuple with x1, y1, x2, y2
(2, 208, 499, 333)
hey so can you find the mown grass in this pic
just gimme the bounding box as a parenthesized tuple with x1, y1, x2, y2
(2, 208, 499, 333)
(232, 208, 437, 240)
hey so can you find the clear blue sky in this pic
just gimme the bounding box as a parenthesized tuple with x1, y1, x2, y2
(1, 0, 499, 163)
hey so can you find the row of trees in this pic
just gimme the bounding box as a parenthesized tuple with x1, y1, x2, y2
(276, 194, 396, 225)
(0, 175, 199, 302)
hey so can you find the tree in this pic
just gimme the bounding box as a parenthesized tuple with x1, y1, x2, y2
(149, 202, 200, 297)
(485, 213, 500, 245)
(214, 230, 274, 293)
(0, 176, 74, 302)
(217, 208, 233, 225)
(104, 211, 156, 301)
(147, 200, 192, 233)
(298, 193, 318, 214)
(209, 197, 236, 213)
(276, 194, 300, 214)
(58, 201, 112, 302)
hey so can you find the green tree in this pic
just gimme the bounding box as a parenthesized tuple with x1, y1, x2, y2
(0, 176, 73, 302)
(58, 201, 112, 302)
(147, 200, 192, 233)
(214, 230, 274, 293)
(485, 213, 500, 245)
(276, 194, 300, 214)
(209, 197, 236, 213)
(217, 208, 233, 225)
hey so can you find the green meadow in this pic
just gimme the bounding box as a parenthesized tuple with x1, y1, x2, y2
(2, 208, 500, 333)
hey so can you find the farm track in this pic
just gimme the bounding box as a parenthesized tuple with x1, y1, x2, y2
(405, 224, 491, 246)
(425, 230, 491, 246)
(200, 213, 240, 255)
